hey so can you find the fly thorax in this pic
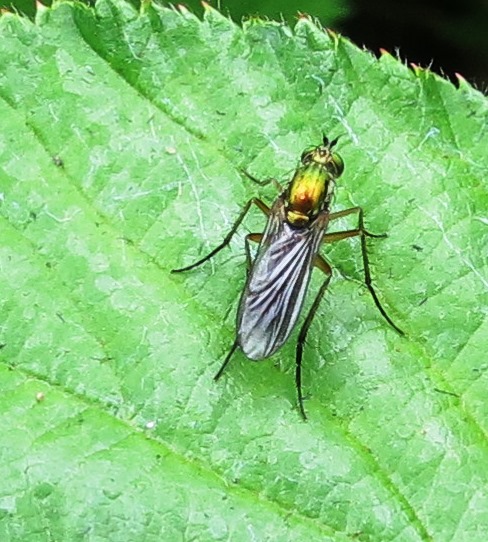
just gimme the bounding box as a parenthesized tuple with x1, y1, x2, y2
(286, 164, 332, 226)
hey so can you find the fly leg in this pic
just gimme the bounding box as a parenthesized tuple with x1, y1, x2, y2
(214, 340, 239, 381)
(171, 198, 270, 273)
(328, 206, 385, 238)
(323, 207, 404, 335)
(244, 233, 263, 275)
(241, 170, 285, 192)
(172, 196, 268, 377)
(296, 255, 333, 420)
(214, 232, 264, 381)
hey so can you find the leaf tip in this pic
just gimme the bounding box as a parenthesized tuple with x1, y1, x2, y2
(177, 3, 189, 14)
(454, 72, 475, 91)
(140, 0, 153, 13)
(296, 11, 311, 21)
(325, 27, 341, 48)
(455, 72, 467, 85)
(326, 27, 337, 39)
(35, 0, 48, 12)
(410, 62, 423, 76)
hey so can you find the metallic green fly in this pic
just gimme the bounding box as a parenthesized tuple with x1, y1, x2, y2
(172, 136, 403, 419)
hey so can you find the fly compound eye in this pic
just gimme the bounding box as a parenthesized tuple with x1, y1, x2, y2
(301, 147, 315, 164)
(330, 153, 344, 176)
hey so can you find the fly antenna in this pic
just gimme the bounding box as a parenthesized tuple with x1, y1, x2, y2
(322, 133, 342, 148)
(328, 135, 341, 148)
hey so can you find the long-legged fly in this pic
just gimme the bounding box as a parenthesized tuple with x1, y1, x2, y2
(172, 136, 403, 419)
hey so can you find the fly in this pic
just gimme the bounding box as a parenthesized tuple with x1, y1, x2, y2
(172, 135, 404, 419)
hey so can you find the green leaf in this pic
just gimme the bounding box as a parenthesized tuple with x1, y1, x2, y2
(0, 1, 487, 540)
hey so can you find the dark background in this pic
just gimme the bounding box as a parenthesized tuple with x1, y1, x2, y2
(2, 0, 487, 88)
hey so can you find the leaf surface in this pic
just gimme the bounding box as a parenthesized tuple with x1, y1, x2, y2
(0, 1, 487, 540)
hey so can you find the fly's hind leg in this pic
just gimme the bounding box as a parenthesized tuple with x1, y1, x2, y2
(323, 207, 404, 335)
(295, 255, 333, 420)
(171, 198, 270, 273)
(214, 340, 239, 381)
(172, 196, 269, 378)
(213, 234, 263, 381)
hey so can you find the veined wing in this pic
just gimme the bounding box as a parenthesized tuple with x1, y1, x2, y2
(237, 198, 329, 360)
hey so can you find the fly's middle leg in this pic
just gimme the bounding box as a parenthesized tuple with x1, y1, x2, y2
(244, 233, 263, 275)
(171, 198, 270, 273)
(328, 206, 385, 239)
(323, 207, 404, 335)
(295, 255, 333, 420)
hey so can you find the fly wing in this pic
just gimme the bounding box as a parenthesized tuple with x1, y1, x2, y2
(237, 198, 329, 360)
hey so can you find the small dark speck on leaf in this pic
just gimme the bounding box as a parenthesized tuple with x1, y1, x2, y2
(434, 387, 459, 398)
(412, 244, 423, 252)
(418, 297, 428, 306)
(91, 355, 114, 364)
(120, 236, 135, 246)
(52, 156, 64, 168)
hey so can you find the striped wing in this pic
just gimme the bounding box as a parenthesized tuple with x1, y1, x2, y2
(237, 199, 329, 360)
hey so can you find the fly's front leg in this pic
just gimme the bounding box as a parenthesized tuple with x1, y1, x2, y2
(324, 207, 404, 335)
(171, 198, 270, 273)
(241, 170, 284, 192)
(295, 255, 333, 420)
